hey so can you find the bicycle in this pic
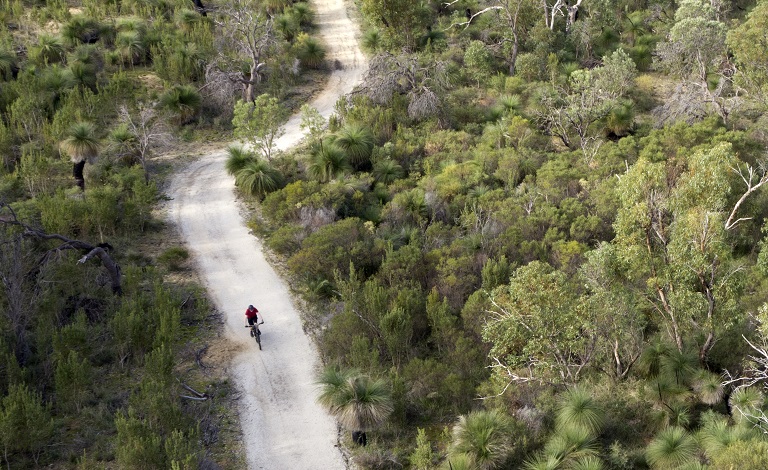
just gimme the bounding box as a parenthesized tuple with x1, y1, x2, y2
(245, 321, 264, 350)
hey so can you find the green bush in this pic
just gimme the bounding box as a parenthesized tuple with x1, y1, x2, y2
(158, 246, 190, 271)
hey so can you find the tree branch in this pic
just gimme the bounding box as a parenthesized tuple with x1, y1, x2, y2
(0, 201, 122, 295)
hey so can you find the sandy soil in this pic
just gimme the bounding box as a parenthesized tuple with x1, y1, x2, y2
(167, 1, 366, 469)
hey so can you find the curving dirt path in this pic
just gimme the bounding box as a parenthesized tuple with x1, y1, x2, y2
(167, 1, 366, 468)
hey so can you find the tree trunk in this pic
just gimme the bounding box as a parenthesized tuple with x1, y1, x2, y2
(509, 32, 519, 75)
(78, 247, 122, 295)
(73, 160, 85, 191)
(192, 0, 207, 16)
(352, 431, 367, 446)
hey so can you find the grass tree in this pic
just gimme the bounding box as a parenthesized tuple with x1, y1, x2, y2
(225, 145, 258, 176)
(60, 121, 99, 191)
(31, 34, 65, 65)
(441, 452, 475, 470)
(290, 2, 314, 27)
(316, 366, 393, 446)
(116, 30, 146, 66)
(159, 84, 202, 125)
(307, 142, 350, 182)
(61, 16, 102, 46)
(0, 47, 18, 80)
(372, 158, 403, 185)
(524, 453, 563, 470)
(555, 387, 605, 436)
(276, 13, 300, 42)
(361, 29, 382, 53)
(69, 61, 98, 92)
(234, 160, 284, 199)
(449, 409, 520, 470)
(569, 456, 606, 470)
(728, 386, 764, 425)
(524, 387, 605, 468)
(296, 35, 326, 70)
(644, 427, 698, 469)
(334, 124, 374, 169)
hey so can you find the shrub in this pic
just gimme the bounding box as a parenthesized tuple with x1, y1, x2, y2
(158, 246, 189, 271)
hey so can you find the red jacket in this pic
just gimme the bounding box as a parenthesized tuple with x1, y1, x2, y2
(245, 307, 259, 319)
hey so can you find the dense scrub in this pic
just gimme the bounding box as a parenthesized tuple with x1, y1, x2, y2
(0, 0, 324, 467)
(236, 0, 768, 468)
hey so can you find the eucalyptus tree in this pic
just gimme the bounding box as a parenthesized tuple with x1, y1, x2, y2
(579, 243, 645, 380)
(654, 0, 733, 123)
(727, 0, 768, 108)
(483, 261, 598, 387)
(533, 48, 636, 162)
(612, 142, 767, 361)
(360, 0, 429, 51)
(447, 0, 539, 75)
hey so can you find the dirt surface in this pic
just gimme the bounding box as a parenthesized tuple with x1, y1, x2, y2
(166, 1, 366, 469)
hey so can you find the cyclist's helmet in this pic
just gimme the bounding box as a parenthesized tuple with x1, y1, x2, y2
(248, 305, 254, 309)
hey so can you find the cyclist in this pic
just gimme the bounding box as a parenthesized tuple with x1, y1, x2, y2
(244, 304, 261, 327)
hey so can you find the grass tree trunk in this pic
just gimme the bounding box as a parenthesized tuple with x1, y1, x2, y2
(73, 160, 86, 190)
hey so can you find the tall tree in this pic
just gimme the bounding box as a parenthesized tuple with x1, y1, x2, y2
(114, 103, 173, 184)
(449, 0, 539, 75)
(534, 49, 636, 162)
(612, 142, 755, 361)
(654, 0, 734, 123)
(727, 0, 768, 108)
(360, 0, 428, 51)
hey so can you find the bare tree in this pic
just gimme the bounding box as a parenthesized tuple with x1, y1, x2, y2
(209, 0, 279, 103)
(113, 103, 173, 184)
(357, 53, 452, 121)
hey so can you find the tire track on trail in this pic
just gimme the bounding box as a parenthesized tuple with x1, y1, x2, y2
(167, 0, 366, 468)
